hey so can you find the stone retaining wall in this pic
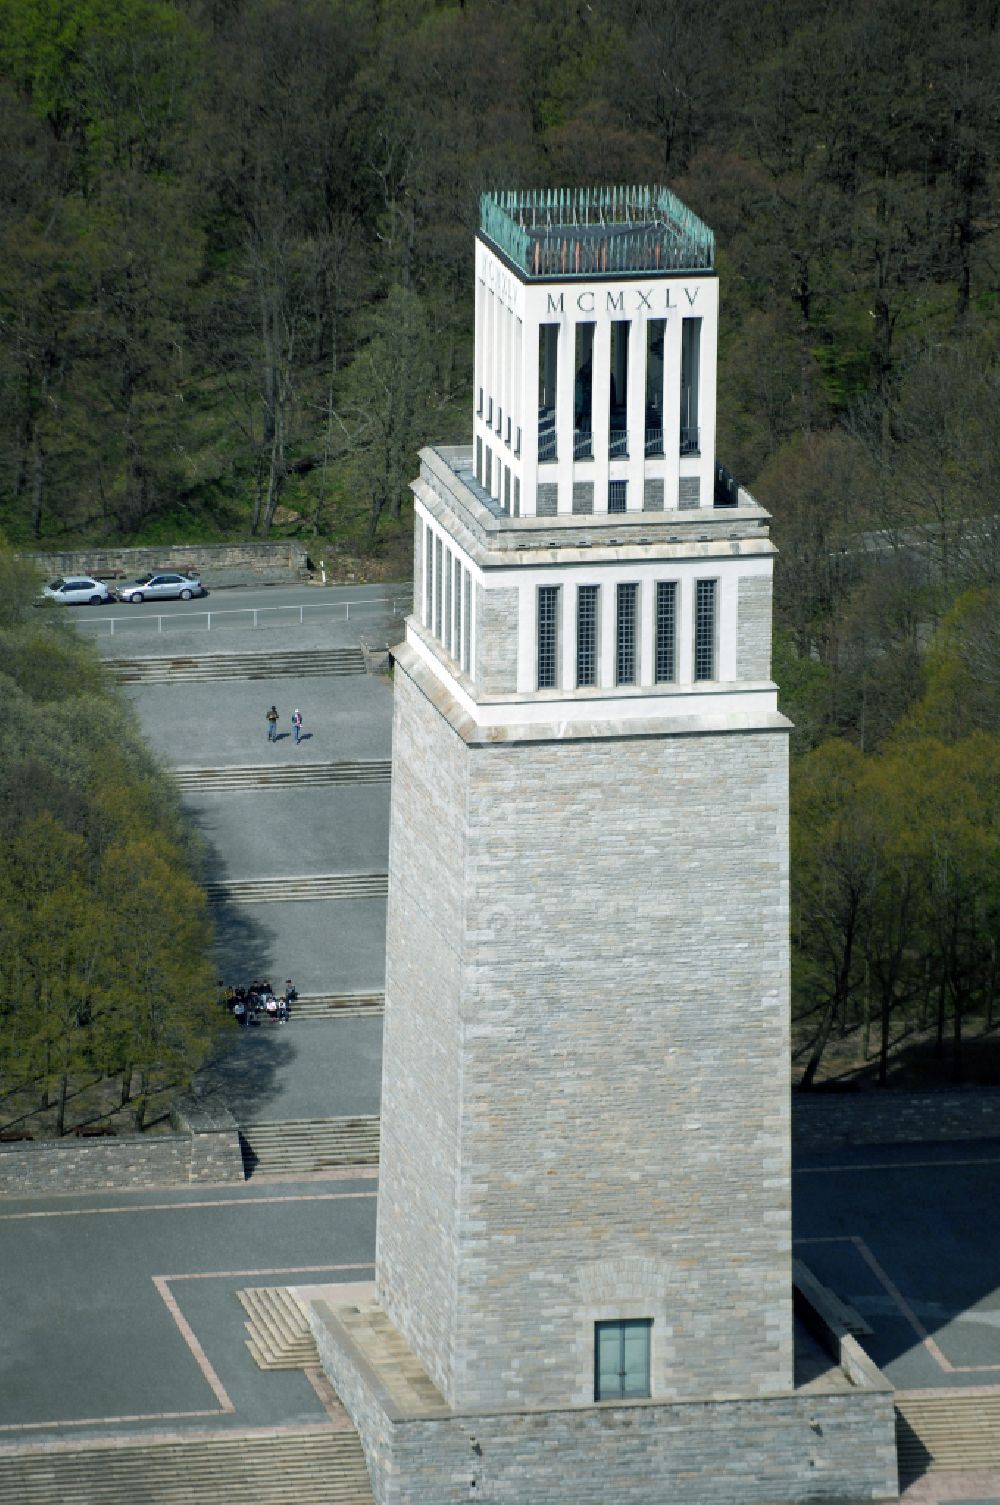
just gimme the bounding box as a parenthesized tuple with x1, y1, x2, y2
(792, 1087, 1000, 1150)
(0, 1097, 244, 1195)
(20, 541, 308, 581)
(309, 1301, 898, 1505)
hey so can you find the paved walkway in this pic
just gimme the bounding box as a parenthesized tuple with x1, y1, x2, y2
(118, 614, 395, 1120)
(0, 1174, 377, 1443)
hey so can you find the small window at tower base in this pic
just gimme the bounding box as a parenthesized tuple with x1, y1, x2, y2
(608, 480, 627, 513)
(595, 1319, 651, 1401)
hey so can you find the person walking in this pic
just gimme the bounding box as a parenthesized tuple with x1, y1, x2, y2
(291, 708, 303, 745)
(266, 705, 279, 742)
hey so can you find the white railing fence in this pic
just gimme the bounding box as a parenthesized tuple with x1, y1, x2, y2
(75, 594, 412, 637)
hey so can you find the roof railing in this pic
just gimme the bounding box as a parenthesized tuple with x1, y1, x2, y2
(479, 185, 714, 278)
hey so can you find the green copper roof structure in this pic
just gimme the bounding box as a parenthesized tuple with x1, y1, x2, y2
(479, 186, 714, 279)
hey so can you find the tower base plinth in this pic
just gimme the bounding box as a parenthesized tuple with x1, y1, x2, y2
(307, 1295, 898, 1505)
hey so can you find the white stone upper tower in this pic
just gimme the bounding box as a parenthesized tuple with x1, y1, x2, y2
(473, 185, 718, 520)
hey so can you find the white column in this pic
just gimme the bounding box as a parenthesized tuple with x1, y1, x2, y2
(562, 581, 577, 688)
(556, 317, 575, 512)
(639, 575, 655, 686)
(592, 317, 611, 514)
(627, 318, 645, 509)
(521, 313, 538, 514)
(599, 579, 615, 686)
(698, 301, 719, 505)
(677, 574, 694, 685)
(663, 308, 682, 509)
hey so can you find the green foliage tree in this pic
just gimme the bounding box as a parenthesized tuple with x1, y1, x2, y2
(0, 544, 221, 1132)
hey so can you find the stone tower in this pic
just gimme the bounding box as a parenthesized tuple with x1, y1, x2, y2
(311, 187, 898, 1505)
(378, 184, 792, 1408)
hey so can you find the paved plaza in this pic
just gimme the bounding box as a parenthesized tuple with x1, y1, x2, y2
(0, 1173, 376, 1443)
(2, 589, 997, 1501)
(0, 1142, 999, 1496)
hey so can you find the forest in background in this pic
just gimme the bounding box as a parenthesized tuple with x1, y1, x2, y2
(1, 0, 999, 1090)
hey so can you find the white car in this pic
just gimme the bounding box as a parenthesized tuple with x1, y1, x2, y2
(116, 571, 204, 603)
(42, 576, 114, 605)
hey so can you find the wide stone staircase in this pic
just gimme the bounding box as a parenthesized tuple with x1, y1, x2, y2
(239, 1286, 320, 1371)
(239, 1116, 380, 1175)
(110, 647, 365, 684)
(174, 760, 391, 793)
(895, 1391, 1000, 1480)
(205, 873, 388, 905)
(293, 993, 385, 1020)
(0, 1430, 373, 1504)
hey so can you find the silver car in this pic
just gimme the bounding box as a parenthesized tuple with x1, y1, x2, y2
(116, 571, 204, 603)
(42, 576, 114, 605)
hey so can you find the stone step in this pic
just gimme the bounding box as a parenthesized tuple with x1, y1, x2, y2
(239, 1117, 380, 1175)
(205, 874, 388, 906)
(110, 648, 365, 684)
(240, 1286, 320, 1370)
(174, 761, 391, 793)
(292, 993, 385, 1019)
(0, 1431, 373, 1505)
(896, 1393, 1000, 1477)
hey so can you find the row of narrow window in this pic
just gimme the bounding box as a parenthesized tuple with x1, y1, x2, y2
(424, 524, 472, 674)
(537, 579, 717, 690)
(475, 437, 521, 516)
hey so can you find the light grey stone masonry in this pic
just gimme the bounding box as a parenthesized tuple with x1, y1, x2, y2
(794, 1087, 1000, 1150)
(310, 1300, 898, 1505)
(678, 476, 701, 508)
(643, 478, 664, 511)
(473, 583, 519, 694)
(572, 483, 594, 514)
(535, 483, 558, 516)
(737, 574, 773, 681)
(376, 659, 793, 1412)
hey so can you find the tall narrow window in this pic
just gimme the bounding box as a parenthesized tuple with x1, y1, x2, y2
(434, 536, 443, 641)
(576, 585, 599, 687)
(443, 547, 452, 655)
(475, 435, 483, 483)
(595, 1320, 651, 1401)
(608, 480, 628, 513)
(453, 556, 462, 664)
(609, 321, 630, 457)
(538, 326, 558, 461)
(537, 586, 560, 689)
(680, 317, 701, 455)
(655, 581, 677, 683)
(616, 583, 638, 685)
(574, 322, 594, 458)
(645, 320, 665, 455)
(694, 578, 717, 680)
(463, 570, 472, 672)
(424, 524, 433, 627)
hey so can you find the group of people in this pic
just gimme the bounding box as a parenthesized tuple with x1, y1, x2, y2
(221, 978, 297, 1027)
(266, 705, 304, 744)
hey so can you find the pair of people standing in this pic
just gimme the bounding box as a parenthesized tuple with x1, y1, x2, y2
(265, 706, 304, 744)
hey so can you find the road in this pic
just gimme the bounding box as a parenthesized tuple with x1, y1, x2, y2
(66, 580, 412, 646)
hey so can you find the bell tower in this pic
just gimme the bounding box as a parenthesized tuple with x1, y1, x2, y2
(375, 185, 793, 1412)
(308, 186, 895, 1505)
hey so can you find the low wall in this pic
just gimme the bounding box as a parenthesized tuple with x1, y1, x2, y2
(0, 1096, 244, 1196)
(309, 1302, 899, 1505)
(792, 1087, 1000, 1151)
(20, 541, 308, 581)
